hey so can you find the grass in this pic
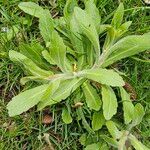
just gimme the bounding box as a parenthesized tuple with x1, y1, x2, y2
(0, 0, 150, 149)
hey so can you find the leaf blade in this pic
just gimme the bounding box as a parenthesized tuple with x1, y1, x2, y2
(82, 82, 101, 111)
(92, 111, 105, 131)
(80, 68, 125, 87)
(101, 85, 118, 120)
(7, 84, 49, 116)
(18, 2, 44, 18)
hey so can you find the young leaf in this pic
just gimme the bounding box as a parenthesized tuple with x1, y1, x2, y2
(106, 121, 122, 139)
(82, 82, 101, 111)
(85, 0, 100, 32)
(49, 30, 70, 72)
(120, 87, 134, 124)
(9, 50, 53, 77)
(129, 134, 149, 150)
(18, 2, 44, 18)
(80, 68, 125, 87)
(131, 103, 145, 127)
(63, 0, 77, 20)
(101, 85, 118, 120)
(7, 84, 49, 116)
(111, 3, 124, 29)
(62, 107, 72, 124)
(103, 27, 116, 49)
(38, 78, 84, 110)
(92, 111, 105, 131)
(118, 21, 132, 34)
(74, 7, 100, 60)
(102, 34, 150, 67)
(39, 9, 54, 44)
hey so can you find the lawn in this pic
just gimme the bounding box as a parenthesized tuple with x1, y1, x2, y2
(0, 0, 150, 150)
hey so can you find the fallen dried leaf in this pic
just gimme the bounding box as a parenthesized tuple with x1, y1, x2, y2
(42, 114, 53, 124)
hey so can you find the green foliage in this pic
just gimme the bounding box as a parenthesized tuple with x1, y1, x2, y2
(6, 1, 150, 149)
(82, 82, 101, 111)
(101, 85, 118, 120)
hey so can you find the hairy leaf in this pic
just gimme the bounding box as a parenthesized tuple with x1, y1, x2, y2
(38, 78, 84, 110)
(7, 84, 49, 116)
(64, 0, 77, 21)
(39, 9, 54, 44)
(80, 68, 125, 87)
(111, 3, 124, 29)
(120, 87, 134, 124)
(129, 134, 149, 150)
(19, 42, 48, 69)
(42, 50, 55, 65)
(74, 7, 100, 60)
(18, 2, 44, 18)
(85, 0, 100, 32)
(103, 34, 150, 67)
(9, 50, 53, 77)
(20, 76, 47, 85)
(49, 30, 70, 72)
(82, 82, 101, 111)
(106, 121, 122, 139)
(101, 85, 118, 120)
(92, 111, 105, 131)
(131, 103, 145, 127)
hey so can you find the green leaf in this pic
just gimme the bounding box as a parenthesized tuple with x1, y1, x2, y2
(120, 87, 134, 124)
(70, 14, 86, 70)
(41, 79, 60, 102)
(84, 143, 100, 150)
(101, 85, 118, 120)
(111, 3, 124, 29)
(19, 42, 48, 69)
(101, 135, 118, 147)
(80, 68, 125, 87)
(38, 78, 84, 110)
(82, 82, 101, 111)
(131, 103, 145, 127)
(39, 9, 54, 44)
(92, 111, 105, 131)
(79, 134, 87, 146)
(20, 76, 47, 85)
(85, 0, 100, 32)
(42, 50, 55, 65)
(129, 134, 149, 150)
(64, 0, 77, 21)
(62, 107, 72, 124)
(9, 50, 53, 77)
(118, 21, 132, 33)
(102, 34, 150, 67)
(49, 30, 70, 72)
(106, 121, 122, 139)
(18, 2, 44, 18)
(74, 7, 100, 60)
(103, 27, 116, 49)
(7, 84, 49, 116)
